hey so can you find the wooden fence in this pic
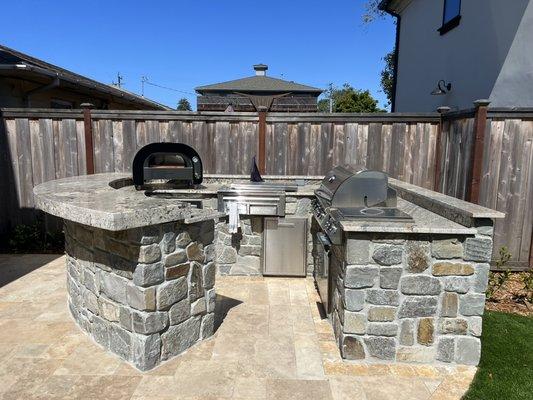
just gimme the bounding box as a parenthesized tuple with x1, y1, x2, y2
(0, 107, 532, 269)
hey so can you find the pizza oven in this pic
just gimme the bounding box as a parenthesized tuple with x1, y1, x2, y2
(132, 143, 203, 190)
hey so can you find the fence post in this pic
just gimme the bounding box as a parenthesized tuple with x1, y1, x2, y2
(81, 103, 95, 175)
(434, 106, 451, 191)
(467, 99, 490, 203)
(258, 106, 267, 174)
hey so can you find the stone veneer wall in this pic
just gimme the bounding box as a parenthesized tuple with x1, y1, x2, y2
(64, 219, 216, 371)
(330, 221, 494, 366)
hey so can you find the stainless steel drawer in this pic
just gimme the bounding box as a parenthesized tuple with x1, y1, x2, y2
(262, 217, 307, 277)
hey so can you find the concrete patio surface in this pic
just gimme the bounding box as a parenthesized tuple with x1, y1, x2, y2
(0, 254, 476, 400)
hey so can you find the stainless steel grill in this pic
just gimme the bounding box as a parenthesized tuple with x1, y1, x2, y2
(313, 165, 413, 244)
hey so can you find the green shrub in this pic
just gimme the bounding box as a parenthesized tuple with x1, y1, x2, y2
(8, 221, 64, 253)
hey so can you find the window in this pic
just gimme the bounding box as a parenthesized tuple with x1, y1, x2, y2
(439, 0, 461, 35)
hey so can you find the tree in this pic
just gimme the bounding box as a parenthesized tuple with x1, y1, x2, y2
(380, 48, 396, 107)
(362, 0, 386, 24)
(177, 98, 192, 111)
(318, 84, 383, 113)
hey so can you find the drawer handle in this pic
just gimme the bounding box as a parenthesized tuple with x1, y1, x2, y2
(278, 222, 295, 227)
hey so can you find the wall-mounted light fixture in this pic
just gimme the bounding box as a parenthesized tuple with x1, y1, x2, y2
(431, 80, 452, 95)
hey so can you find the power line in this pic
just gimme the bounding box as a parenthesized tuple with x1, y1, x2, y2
(140, 76, 194, 96)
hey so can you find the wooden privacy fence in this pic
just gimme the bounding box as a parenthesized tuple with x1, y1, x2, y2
(0, 107, 532, 269)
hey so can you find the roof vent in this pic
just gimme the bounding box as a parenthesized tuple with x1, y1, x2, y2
(253, 64, 268, 76)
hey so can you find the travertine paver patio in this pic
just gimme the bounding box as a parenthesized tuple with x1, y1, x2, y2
(0, 254, 476, 399)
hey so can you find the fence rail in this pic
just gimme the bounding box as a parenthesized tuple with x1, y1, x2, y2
(1, 108, 531, 269)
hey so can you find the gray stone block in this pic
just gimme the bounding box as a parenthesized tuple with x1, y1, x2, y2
(138, 244, 161, 264)
(464, 237, 493, 262)
(295, 198, 311, 215)
(398, 297, 438, 318)
(91, 315, 110, 347)
(119, 307, 133, 331)
(372, 245, 403, 266)
(133, 262, 164, 287)
(440, 292, 458, 317)
(161, 232, 176, 254)
(98, 297, 120, 322)
(161, 316, 201, 360)
(202, 262, 216, 289)
(346, 238, 370, 265)
(344, 289, 365, 312)
(132, 333, 161, 371)
(83, 269, 98, 294)
(169, 298, 190, 326)
(165, 263, 190, 280)
(127, 285, 156, 311)
(443, 277, 470, 294)
(406, 241, 430, 273)
(176, 231, 192, 248)
(437, 337, 455, 363)
(456, 337, 481, 365)
(401, 276, 441, 295)
(473, 263, 490, 293)
(431, 238, 463, 259)
(157, 277, 188, 310)
(396, 346, 436, 363)
(459, 293, 486, 316)
(217, 247, 237, 264)
(131, 310, 169, 334)
(468, 316, 483, 337)
(239, 245, 261, 257)
(343, 311, 366, 334)
(204, 244, 216, 262)
(206, 288, 216, 313)
(108, 323, 132, 361)
(366, 289, 399, 306)
(380, 267, 402, 289)
(201, 313, 215, 339)
(366, 323, 398, 336)
(164, 249, 187, 267)
(188, 262, 204, 302)
(82, 288, 99, 314)
(341, 335, 365, 360)
(345, 266, 379, 289)
(231, 255, 261, 275)
(191, 297, 207, 316)
(399, 320, 415, 346)
(99, 271, 128, 304)
(364, 337, 396, 360)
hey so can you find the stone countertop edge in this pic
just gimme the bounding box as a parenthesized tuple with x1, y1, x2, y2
(389, 178, 505, 220)
(339, 198, 478, 235)
(33, 173, 225, 231)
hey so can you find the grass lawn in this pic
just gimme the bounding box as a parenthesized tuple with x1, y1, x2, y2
(463, 311, 533, 400)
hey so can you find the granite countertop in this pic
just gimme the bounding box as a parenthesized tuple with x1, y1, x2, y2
(339, 198, 478, 234)
(33, 173, 225, 231)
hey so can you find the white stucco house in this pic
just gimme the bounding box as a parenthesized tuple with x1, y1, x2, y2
(380, 0, 533, 112)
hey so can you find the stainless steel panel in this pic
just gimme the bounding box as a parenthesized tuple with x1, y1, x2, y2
(315, 232, 331, 314)
(263, 217, 307, 277)
(217, 190, 286, 216)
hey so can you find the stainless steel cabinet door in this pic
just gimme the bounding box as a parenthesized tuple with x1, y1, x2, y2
(263, 217, 307, 277)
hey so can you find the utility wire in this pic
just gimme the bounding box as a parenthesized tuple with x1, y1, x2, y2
(141, 76, 195, 96)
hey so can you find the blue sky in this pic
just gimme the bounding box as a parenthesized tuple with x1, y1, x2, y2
(0, 1, 396, 109)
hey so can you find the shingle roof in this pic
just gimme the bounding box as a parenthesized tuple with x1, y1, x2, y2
(195, 75, 323, 94)
(0, 44, 171, 110)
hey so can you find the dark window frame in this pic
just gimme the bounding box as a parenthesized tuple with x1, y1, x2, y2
(438, 0, 462, 35)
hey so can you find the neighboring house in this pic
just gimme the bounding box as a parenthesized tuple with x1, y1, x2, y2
(195, 64, 322, 112)
(0, 45, 170, 110)
(380, 0, 533, 112)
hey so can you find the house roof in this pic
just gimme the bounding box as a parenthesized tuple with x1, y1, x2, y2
(378, 0, 412, 14)
(195, 75, 323, 95)
(0, 44, 171, 110)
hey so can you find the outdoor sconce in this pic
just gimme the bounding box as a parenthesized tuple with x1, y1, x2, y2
(431, 80, 452, 95)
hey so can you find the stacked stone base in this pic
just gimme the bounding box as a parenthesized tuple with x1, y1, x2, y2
(328, 223, 493, 366)
(65, 220, 216, 371)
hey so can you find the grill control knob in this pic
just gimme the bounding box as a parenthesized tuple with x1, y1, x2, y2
(328, 175, 336, 183)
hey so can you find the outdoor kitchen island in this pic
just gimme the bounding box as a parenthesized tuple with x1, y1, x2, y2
(33, 173, 224, 371)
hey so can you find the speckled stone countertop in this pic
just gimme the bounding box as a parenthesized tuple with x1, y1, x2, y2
(339, 198, 477, 234)
(33, 173, 224, 231)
